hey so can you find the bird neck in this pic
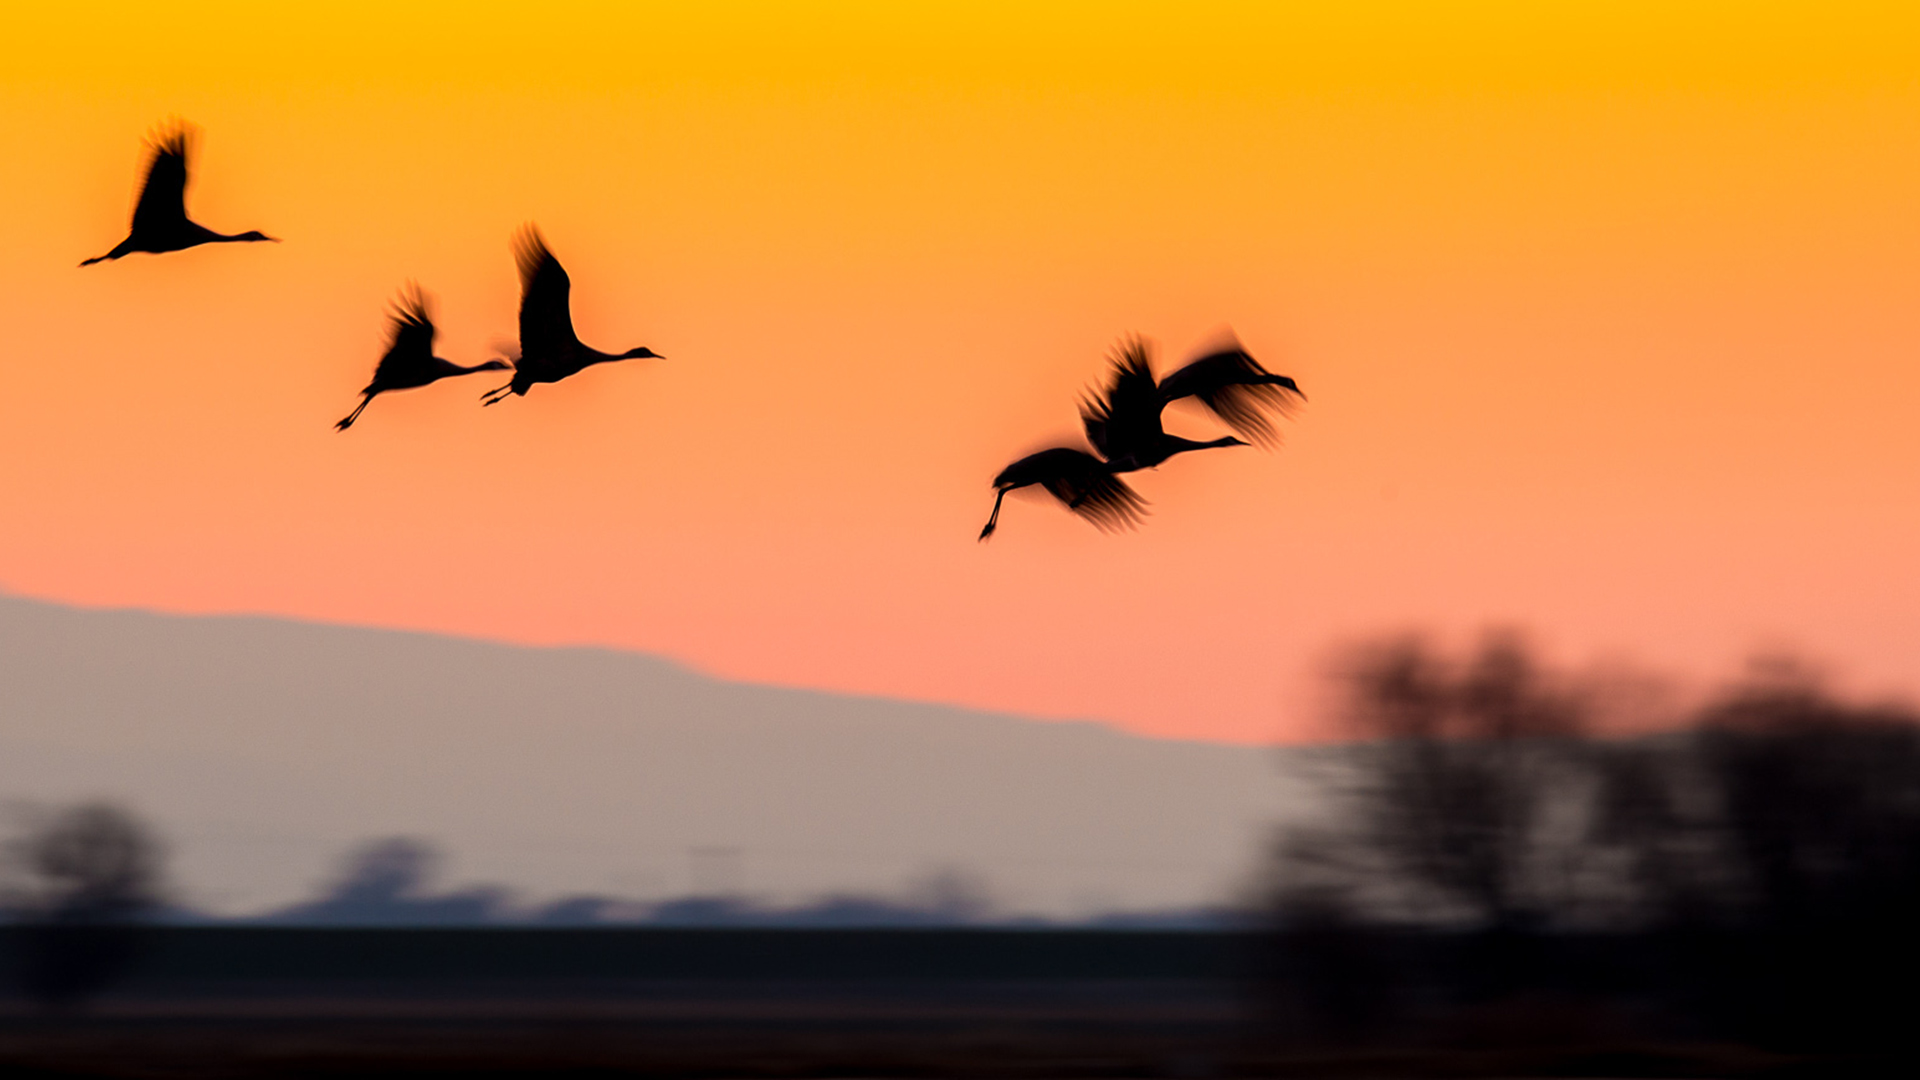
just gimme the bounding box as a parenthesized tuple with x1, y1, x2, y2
(1162, 435, 1243, 456)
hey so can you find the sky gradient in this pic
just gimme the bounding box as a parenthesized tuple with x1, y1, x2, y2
(3, 3, 1918, 743)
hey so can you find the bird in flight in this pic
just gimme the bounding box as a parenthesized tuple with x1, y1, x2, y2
(81, 122, 278, 267)
(978, 332, 1303, 541)
(335, 286, 510, 431)
(1153, 333, 1306, 447)
(978, 447, 1147, 541)
(481, 226, 663, 405)
(1081, 336, 1249, 473)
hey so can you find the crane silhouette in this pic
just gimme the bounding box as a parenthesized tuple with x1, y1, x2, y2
(1081, 337, 1247, 472)
(1153, 334, 1305, 447)
(978, 332, 1303, 541)
(480, 226, 663, 405)
(80, 123, 278, 267)
(979, 447, 1146, 541)
(335, 286, 509, 431)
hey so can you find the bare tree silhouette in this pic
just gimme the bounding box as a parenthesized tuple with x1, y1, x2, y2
(336, 285, 509, 430)
(481, 226, 662, 405)
(80, 122, 277, 266)
(1259, 637, 1920, 1060)
(3, 803, 164, 1009)
(1315, 633, 1593, 933)
(1672, 673, 1920, 1048)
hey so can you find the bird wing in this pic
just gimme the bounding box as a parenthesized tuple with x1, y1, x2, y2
(129, 124, 193, 234)
(1157, 344, 1304, 447)
(1036, 449, 1149, 532)
(369, 285, 438, 383)
(1079, 337, 1165, 464)
(513, 226, 577, 373)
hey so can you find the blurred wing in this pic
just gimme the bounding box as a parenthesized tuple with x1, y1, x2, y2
(1041, 453, 1149, 533)
(513, 226, 577, 369)
(1197, 381, 1298, 446)
(371, 285, 437, 381)
(1079, 336, 1164, 462)
(129, 125, 192, 233)
(1159, 345, 1304, 447)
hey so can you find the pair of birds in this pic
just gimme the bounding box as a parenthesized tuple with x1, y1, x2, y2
(337, 229, 664, 431)
(979, 337, 1305, 540)
(75, 123, 663, 429)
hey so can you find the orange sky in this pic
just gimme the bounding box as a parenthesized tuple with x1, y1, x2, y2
(2, 3, 1918, 743)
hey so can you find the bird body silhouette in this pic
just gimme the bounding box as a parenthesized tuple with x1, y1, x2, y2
(1153, 337, 1305, 447)
(979, 447, 1146, 541)
(81, 125, 277, 266)
(481, 227, 662, 405)
(336, 287, 509, 431)
(1081, 338, 1248, 472)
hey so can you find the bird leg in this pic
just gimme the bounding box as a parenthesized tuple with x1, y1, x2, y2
(334, 395, 373, 432)
(979, 488, 1010, 542)
(479, 382, 513, 406)
(79, 238, 134, 267)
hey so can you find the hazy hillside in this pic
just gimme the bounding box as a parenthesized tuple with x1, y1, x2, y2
(0, 594, 1314, 918)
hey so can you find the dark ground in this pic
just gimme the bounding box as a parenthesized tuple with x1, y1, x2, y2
(0, 928, 1866, 1078)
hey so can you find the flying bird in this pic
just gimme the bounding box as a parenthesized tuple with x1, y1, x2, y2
(80, 123, 278, 266)
(335, 286, 509, 431)
(480, 227, 663, 405)
(978, 447, 1147, 541)
(977, 331, 1299, 541)
(1153, 334, 1305, 447)
(1081, 336, 1248, 473)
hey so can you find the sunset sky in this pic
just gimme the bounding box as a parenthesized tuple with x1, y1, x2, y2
(3, 3, 1917, 744)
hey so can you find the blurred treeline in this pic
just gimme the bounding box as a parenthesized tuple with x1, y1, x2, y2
(1259, 633, 1920, 1057)
(0, 803, 162, 1008)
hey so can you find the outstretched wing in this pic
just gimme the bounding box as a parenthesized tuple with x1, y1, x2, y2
(370, 284, 437, 382)
(1157, 340, 1304, 447)
(129, 124, 193, 234)
(1014, 447, 1148, 532)
(1079, 336, 1165, 465)
(1045, 464, 1148, 533)
(513, 226, 577, 372)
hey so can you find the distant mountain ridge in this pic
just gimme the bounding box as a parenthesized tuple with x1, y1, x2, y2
(0, 593, 1315, 919)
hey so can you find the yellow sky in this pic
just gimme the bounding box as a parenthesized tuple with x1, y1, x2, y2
(3, 4, 1918, 741)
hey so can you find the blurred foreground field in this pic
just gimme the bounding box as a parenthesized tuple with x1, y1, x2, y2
(1, 928, 1243, 1077)
(0, 927, 1845, 1078)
